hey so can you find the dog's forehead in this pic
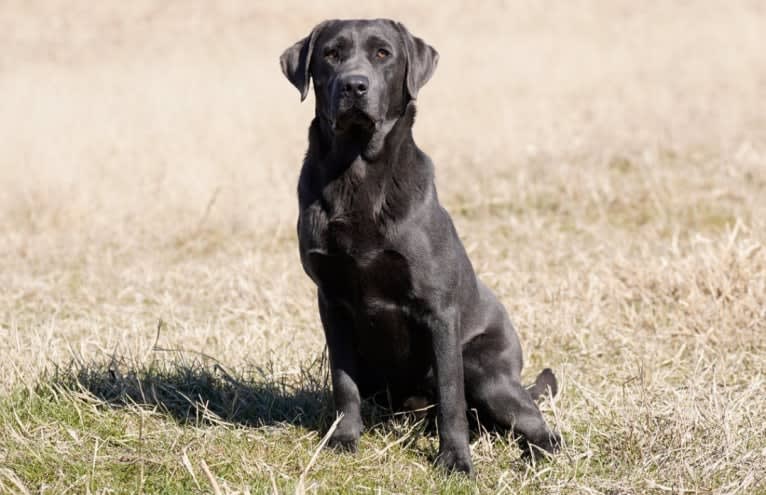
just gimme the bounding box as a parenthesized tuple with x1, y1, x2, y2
(318, 19, 400, 46)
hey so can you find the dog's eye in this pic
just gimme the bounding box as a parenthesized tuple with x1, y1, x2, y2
(324, 48, 339, 62)
(376, 48, 390, 60)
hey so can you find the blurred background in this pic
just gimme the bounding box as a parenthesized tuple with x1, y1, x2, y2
(2, 1, 763, 237)
(1, 1, 764, 385)
(2, 3, 765, 490)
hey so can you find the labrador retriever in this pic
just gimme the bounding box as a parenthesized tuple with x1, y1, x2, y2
(280, 19, 560, 475)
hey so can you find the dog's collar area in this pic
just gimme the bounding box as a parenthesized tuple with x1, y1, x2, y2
(333, 109, 377, 134)
(312, 101, 416, 163)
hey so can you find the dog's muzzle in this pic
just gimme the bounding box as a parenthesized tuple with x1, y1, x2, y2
(332, 75, 376, 133)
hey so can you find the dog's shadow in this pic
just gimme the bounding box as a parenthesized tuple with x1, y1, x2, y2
(53, 352, 345, 431)
(51, 352, 548, 466)
(52, 352, 431, 436)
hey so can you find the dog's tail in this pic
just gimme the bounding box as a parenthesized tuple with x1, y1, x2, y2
(526, 368, 558, 401)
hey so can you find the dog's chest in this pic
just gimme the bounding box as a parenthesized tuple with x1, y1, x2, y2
(301, 203, 413, 304)
(305, 227, 422, 372)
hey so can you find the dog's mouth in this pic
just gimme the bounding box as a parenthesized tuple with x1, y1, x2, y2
(333, 107, 377, 135)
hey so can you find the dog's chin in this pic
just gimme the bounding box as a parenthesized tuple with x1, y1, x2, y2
(333, 108, 377, 137)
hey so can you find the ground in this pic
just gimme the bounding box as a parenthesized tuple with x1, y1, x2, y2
(1, 1, 765, 493)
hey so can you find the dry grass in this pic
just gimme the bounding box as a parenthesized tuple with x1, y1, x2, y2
(1, 1, 765, 493)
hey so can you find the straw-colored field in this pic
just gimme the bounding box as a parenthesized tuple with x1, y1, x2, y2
(1, 1, 765, 493)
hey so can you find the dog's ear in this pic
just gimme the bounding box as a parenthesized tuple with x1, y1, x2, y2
(280, 21, 328, 102)
(394, 22, 439, 100)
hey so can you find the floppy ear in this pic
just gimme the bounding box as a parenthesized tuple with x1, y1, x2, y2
(279, 21, 328, 101)
(394, 22, 439, 100)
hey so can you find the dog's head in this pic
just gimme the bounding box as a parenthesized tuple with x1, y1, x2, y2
(280, 19, 438, 139)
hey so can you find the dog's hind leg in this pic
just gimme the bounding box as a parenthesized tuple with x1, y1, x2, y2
(464, 325, 560, 457)
(469, 369, 561, 456)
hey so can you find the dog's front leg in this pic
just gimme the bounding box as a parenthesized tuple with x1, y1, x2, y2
(428, 308, 474, 476)
(318, 292, 363, 452)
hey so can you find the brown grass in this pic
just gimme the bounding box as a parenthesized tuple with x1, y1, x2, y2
(1, 1, 765, 493)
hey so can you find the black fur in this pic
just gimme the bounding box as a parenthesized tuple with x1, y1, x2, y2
(281, 19, 560, 476)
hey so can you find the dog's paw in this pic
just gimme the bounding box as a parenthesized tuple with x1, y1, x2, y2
(326, 429, 359, 453)
(435, 446, 475, 477)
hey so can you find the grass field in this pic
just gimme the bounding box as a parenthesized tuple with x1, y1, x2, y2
(1, 1, 765, 493)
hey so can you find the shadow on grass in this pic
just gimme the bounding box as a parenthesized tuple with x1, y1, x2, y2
(49, 352, 339, 431)
(45, 351, 540, 467)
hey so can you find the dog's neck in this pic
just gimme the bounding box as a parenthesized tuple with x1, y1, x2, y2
(302, 101, 433, 221)
(309, 101, 420, 177)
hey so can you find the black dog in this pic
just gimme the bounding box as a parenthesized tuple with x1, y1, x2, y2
(281, 19, 560, 475)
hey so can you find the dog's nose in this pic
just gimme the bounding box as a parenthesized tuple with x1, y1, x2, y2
(341, 75, 369, 97)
